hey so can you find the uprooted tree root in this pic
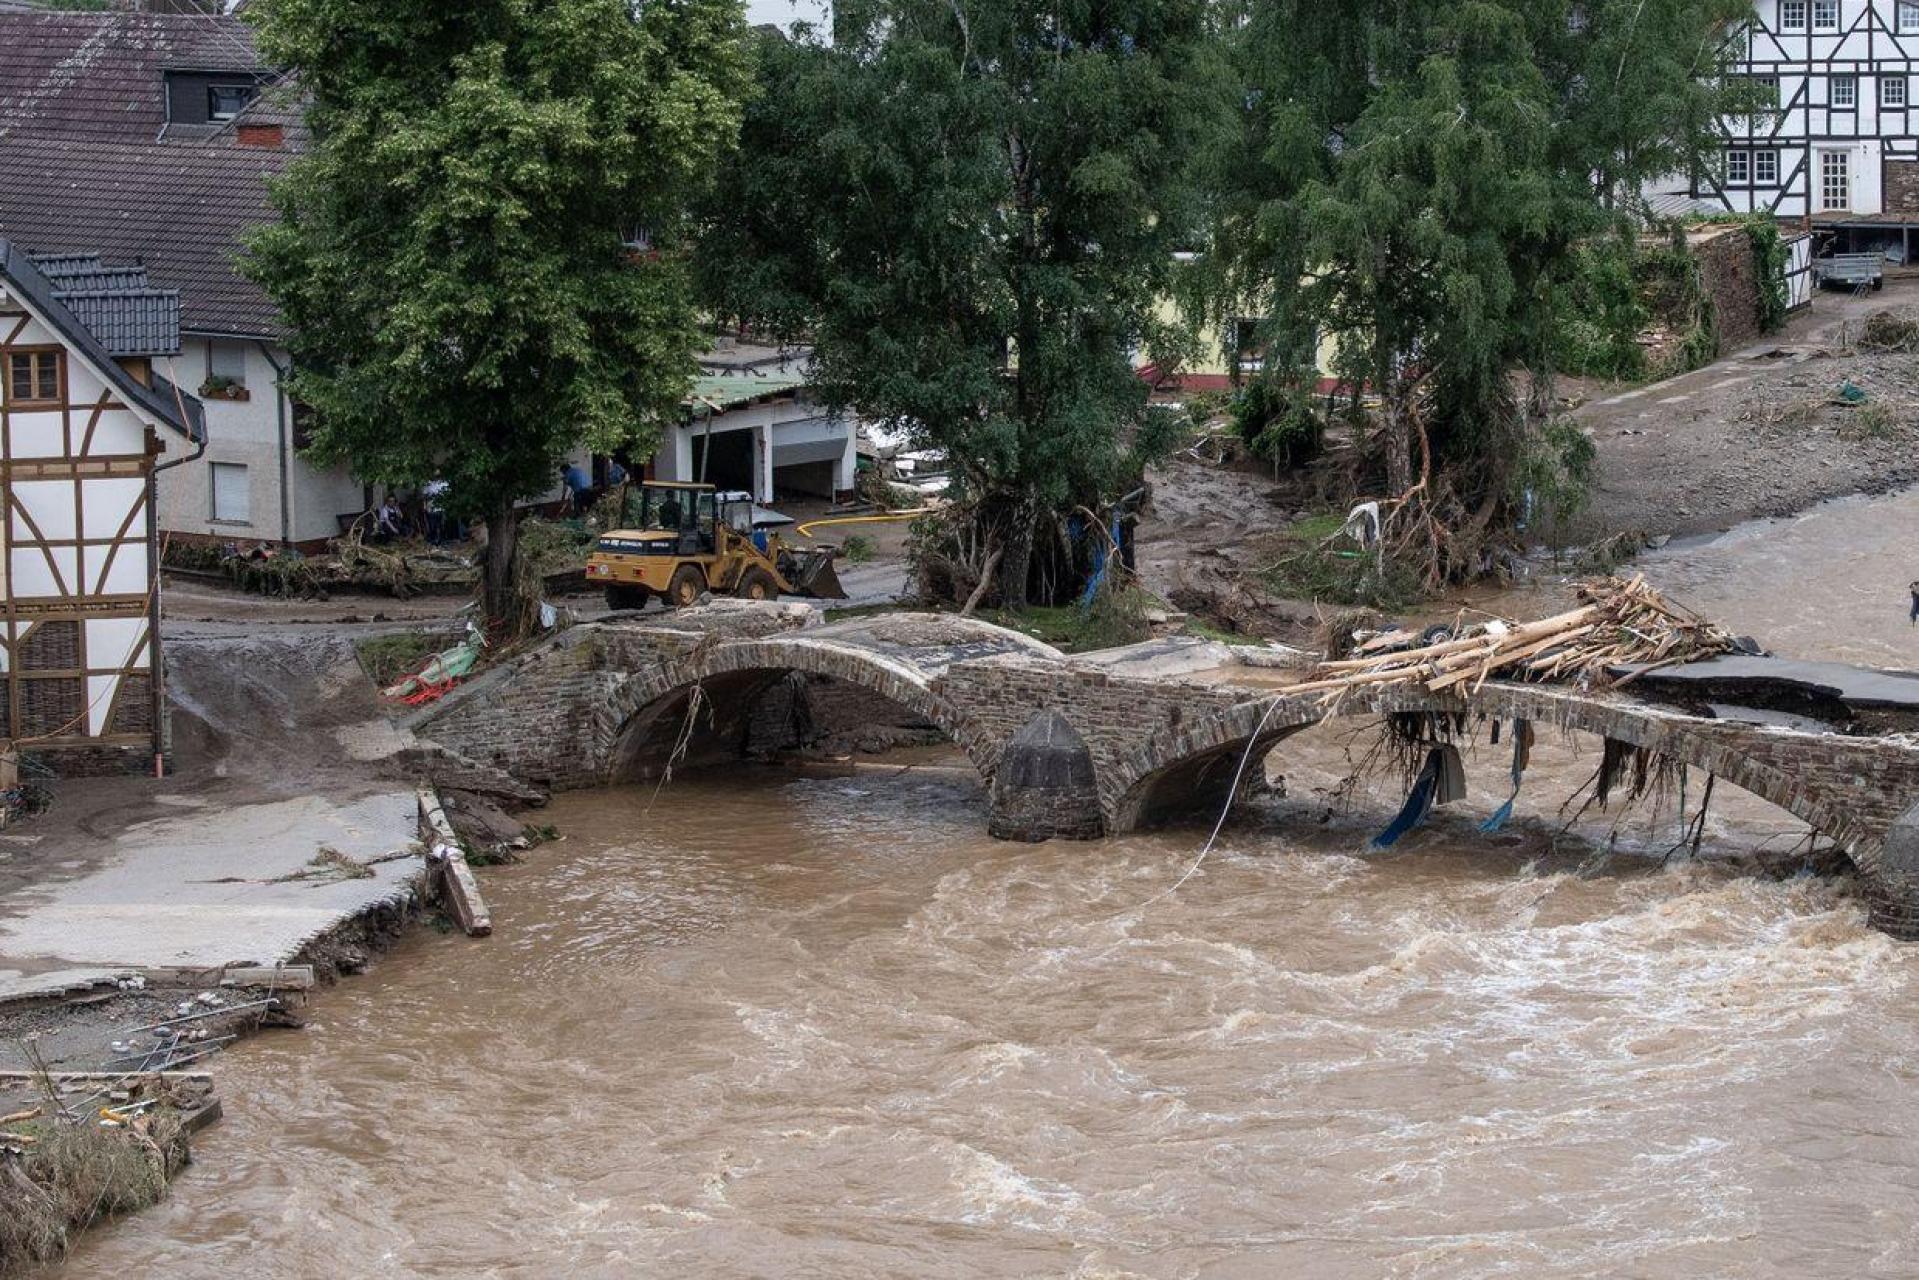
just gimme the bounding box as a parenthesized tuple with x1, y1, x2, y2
(0, 1107, 188, 1274)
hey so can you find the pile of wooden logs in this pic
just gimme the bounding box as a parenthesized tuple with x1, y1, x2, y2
(1282, 575, 1734, 698)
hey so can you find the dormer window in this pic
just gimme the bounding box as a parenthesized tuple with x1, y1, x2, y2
(208, 84, 257, 121)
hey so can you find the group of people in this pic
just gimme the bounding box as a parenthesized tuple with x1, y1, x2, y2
(363, 458, 633, 545)
(369, 479, 461, 545)
(560, 459, 628, 516)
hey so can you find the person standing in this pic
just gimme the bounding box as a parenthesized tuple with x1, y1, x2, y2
(423, 478, 450, 545)
(1910, 580, 1919, 624)
(560, 461, 593, 515)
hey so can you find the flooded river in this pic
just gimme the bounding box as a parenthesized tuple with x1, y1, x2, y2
(49, 489, 1919, 1279)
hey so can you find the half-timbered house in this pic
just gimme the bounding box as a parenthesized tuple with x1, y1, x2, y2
(1713, 0, 1919, 237)
(0, 239, 204, 772)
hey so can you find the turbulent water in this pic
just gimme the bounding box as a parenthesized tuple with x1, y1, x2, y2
(50, 487, 1919, 1279)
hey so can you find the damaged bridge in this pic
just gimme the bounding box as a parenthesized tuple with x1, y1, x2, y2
(406, 602, 1919, 939)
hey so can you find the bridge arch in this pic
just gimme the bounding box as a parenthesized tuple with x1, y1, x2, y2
(602, 636, 999, 782)
(1107, 683, 1888, 872)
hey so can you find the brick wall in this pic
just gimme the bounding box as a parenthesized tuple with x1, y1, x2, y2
(1695, 227, 1764, 354)
(1889, 161, 1919, 213)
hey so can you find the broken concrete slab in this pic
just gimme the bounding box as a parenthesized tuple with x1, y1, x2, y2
(1628, 654, 1919, 732)
(0, 791, 422, 1001)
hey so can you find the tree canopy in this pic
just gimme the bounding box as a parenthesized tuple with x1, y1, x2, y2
(1201, 0, 1759, 577)
(246, 0, 749, 627)
(699, 0, 1238, 605)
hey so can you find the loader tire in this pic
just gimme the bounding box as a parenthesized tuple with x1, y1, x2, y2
(735, 569, 778, 602)
(666, 565, 706, 609)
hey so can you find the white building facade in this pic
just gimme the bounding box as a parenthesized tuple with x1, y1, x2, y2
(1713, 0, 1919, 219)
(157, 335, 365, 547)
(0, 241, 203, 769)
(648, 368, 859, 505)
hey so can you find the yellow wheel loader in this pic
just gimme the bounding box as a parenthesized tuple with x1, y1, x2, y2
(586, 481, 848, 611)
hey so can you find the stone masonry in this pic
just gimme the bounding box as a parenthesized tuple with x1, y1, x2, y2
(410, 605, 1919, 939)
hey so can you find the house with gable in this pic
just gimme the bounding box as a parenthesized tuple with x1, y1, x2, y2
(0, 8, 361, 549)
(0, 238, 204, 771)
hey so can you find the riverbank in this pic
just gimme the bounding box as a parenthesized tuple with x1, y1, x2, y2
(1134, 282, 1919, 642)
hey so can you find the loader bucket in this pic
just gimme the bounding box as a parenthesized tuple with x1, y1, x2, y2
(791, 549, 849, 600)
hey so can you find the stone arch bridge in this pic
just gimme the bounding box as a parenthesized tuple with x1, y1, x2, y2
(407, 602, 1919, 938)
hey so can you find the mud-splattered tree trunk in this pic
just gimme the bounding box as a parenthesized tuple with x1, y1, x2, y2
(481, 496, 521, 635)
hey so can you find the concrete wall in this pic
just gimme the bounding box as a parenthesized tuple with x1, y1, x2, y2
(652, 397, 856, 502)
(154, 337, 363, 546)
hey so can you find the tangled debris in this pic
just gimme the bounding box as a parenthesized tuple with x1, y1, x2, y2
(1282, 575, 1736, 699)
(1857, 309, 1919, 355)
(0, 1065, 210, 1274)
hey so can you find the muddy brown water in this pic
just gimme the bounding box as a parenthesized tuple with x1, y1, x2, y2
(47, 488, 1919, 1278)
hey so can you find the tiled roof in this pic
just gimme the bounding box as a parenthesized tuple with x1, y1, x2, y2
(32, 255, 153, 294)
(0, 237, 202, 442)
(0, 10, 292, 339)
(0, 10, 261, 142)
(28, 253, 183, 358)
(55, 288, 182, 358)
(0, 132, 292, 338)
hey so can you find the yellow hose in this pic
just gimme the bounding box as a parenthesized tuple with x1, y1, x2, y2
(795, 510, 930, 538)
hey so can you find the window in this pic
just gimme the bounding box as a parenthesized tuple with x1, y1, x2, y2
(5, 351, 60, 405)
(207, 84, 256, 121)
(1813, 0, 1839, 31)
(1726, 149, 1752, 184)
(1782, 0, 1808, 31)
(210, 463, 250, 524)
(207, 340, 247, 385)
(1833, 74, 1858, 107)
(1903, 1, 1919, 33)
(1754, 149, 1780, 185)
(1821, 149, 1852, 211)
(1886, 77, 1909, 109)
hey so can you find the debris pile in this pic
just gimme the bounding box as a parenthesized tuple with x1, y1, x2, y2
(1857, 309, 1919, 354)
(1282, 575, 1736, 699)
(0, 1050, 216, 1272)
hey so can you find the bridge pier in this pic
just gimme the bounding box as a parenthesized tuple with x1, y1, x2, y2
(988, 710, 1103, 842)
(1869, 801, 1919, 940)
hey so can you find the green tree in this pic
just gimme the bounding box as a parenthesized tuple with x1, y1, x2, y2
(245, 0, 750, 629)
(1205, 0, 1756, 578)
(699, 7, 1235, 606)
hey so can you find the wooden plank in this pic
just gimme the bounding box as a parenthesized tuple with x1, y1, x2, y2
(418, 788, 492, 938)
(220, 964, 315, 990)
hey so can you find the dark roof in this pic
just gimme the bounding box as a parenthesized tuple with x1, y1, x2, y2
(0, 237, 203, 442)
(55, 290, 182, 358)
(0, 9, 291, 339)
(35, 254, 183, 357)
(0, 10, 261, 142)
(0, 132, 291, 337)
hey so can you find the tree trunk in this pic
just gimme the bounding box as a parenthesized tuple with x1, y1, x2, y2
(1382, 374, 1413, 496)
(996, 512, 1033, 609)
(481, 495, 522, 634)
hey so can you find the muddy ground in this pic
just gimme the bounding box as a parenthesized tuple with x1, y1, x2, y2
(1568, 281, 1919, 543)
(1135, 280, 1919, 641)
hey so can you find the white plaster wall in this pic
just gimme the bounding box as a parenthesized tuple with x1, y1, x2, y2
(154, 338, 363, 544)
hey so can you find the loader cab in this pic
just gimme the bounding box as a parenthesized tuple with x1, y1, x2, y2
(616, 481, 721, 555)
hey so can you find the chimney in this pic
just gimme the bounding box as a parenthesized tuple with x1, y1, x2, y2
(236, 123, 284, 149)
